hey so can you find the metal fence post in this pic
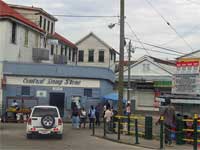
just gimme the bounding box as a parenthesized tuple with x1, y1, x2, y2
(160, 116, 164, 149)
(128, 115, 130, 135)
(193, 114, 198, 150)
(145, 115, 153, 139)
(135, 118, 139, 144)
(176, 116, 184, 145)
(104, 118, 106, 137)
(92, 119, 95, 136)
(118, 117, 121, 140)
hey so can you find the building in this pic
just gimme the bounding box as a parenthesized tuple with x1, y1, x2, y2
(76, 32, 118, 71)
(116, 55, 176, 112)
(2, 62, 114, 120)
(0, 1, 115, 119)
(9, 4, 78, 65)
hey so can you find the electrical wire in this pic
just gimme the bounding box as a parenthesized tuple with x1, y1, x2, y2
(135, 47, 181, 56)
(144, 0, 194, 51)
(125, 22, 151, 56)
(125, 34, 185, 55)
(185, 0, 200, 5)
(0, 11, 119, 18)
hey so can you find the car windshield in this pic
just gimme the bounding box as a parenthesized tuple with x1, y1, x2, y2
(32, 108, 58, 117)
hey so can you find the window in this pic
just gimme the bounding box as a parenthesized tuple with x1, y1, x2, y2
(11, 22, 17, 44)
(51, 45, 54, 55)
(72, 50, 76, 62)
(43, 18, 46, 30)
(78, 50, 84, 62)
(39, 16, 42, 27)
(65, 46, 67, 56)
(21, 86, 30, 96)
(69, 49, 71, 60)
(24, 29, 29, 47)
(99, 50, 104, 62)
(61, 46, 64, 55)
(47, 21, 50, 32)
(84, 89, 92, 97)
(111, 52, 113, 60)
(51, 22, 54, 34)
(88, 49, 94, 62)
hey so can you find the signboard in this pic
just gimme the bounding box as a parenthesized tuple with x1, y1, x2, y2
(6, 76, 100, 88)
(176, 61, 199, 67)
(172, 74, 200, 95)
(47, 39, 58, 45)
(36, 90, 47, 98)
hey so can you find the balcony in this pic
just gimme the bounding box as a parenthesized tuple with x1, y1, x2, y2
(32, 48, 49, 61)
(53, 55, 68, 64)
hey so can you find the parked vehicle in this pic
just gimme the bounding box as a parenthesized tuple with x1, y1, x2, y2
(26, 106, 63, 139)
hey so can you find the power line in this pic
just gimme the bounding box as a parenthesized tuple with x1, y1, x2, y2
(135, 47, 181, 56)
(185, 0, 200, 5)
(125, 22, 151, 56)
(144, 0, 194, 51)
(0, 11, 119, 18)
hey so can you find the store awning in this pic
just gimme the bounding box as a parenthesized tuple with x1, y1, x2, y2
(102, 93, 127, 102)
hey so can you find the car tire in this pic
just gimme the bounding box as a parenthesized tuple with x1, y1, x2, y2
(26, 134, 33, 139)
(41, 114, 55, 129)
(56, 134, 63, 139)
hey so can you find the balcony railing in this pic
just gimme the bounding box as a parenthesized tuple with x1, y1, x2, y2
(32, 48, 49, 61)
(53, 55, 68, 64)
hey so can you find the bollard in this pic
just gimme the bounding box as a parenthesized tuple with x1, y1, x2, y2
(118, 117, 121, 140)
(160, 116, 164, 149)
(128, 114, 130, 135)
(104, 118, 106, 137)
(92, 119, 95, 136)
(135, 118, 139, 144)
(145, 116, 153, 139)
(193, 114, 198, 150)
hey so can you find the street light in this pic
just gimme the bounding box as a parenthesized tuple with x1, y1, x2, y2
(108, 0, 125, 115)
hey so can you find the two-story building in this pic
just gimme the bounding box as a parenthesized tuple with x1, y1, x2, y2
(76, 32, 118, 72)
(0, 1, 115, 120)
(9, 4, 77, 65)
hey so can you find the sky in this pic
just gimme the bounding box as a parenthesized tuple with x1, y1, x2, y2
(4, 0, 200, 60)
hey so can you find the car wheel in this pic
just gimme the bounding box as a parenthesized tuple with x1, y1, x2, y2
(56, 134, 63, 139)
(41, 115, 55, 129)
(26, 134, 33, 139)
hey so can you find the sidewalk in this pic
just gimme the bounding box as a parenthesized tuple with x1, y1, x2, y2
(95, 128, 193, 150)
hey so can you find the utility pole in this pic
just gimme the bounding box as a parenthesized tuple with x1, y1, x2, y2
(118, 0, 125, 115)
(127, 40, 132, 103)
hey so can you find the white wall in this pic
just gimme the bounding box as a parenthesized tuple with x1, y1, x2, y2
(77, 35, 115, 71)
(0, 20, 41, 62)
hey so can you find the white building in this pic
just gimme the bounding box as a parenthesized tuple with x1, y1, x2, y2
(76, 32, 118, 71)
(116, 55, 176, 112)
(0, 1, 46, 63)
(10, 4, 77, 65)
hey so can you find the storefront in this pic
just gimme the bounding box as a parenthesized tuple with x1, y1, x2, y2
(1, 62, 115, 121)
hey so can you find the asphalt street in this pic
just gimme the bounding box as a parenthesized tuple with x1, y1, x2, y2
(0, 123, 152, 150)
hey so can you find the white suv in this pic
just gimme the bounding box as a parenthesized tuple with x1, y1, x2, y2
(26, 106, 63, 139)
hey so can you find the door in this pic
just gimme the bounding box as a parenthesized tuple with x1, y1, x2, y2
(49, 93, 65, 117)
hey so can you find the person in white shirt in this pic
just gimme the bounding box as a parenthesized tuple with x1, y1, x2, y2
(104, 107, 113, 133)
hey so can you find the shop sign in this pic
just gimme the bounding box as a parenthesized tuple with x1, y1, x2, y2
(36, 90, 47, 98)
(6, 76, 100, 88)
(52, 87, 63, 91)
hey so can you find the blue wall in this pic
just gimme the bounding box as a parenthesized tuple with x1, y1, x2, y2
(2, 62, 115, 121)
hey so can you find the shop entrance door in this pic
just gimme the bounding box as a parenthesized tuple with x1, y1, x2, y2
(49, 93, 65, 117)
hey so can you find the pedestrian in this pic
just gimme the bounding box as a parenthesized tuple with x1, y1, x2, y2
(156, 98, 176, 146)
(95, 105, 100, 126)
(126, 102, 131, 116)
(71, 105, 80, 129)
(88, 105, 96, 129)
(80, 107, 87, 128)
(104, 106, 113, 133)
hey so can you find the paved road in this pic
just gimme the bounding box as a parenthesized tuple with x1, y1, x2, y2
(0, 123, 152, 150)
